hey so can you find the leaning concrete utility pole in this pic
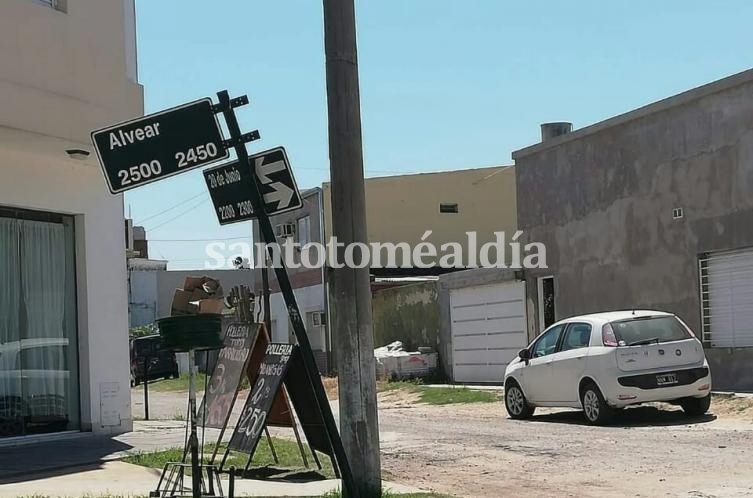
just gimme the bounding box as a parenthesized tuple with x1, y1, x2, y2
(322, 0, 382, 496)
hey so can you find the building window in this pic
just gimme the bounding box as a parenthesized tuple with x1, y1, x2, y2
(439, 203, 459, 214)
(0, 208, 79, 438)
(537, 276, 556, 330)
(297, 216, 311, 247)
(32, 0, 66, 12)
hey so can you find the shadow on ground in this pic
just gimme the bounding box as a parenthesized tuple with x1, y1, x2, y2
(527, 406, 716, 427)
(238, 466, 330, 482)
(0, 436, 133, 484)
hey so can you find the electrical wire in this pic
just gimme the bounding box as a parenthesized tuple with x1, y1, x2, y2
(135, 191, 208, 225)
(146, 197, 211, 232)
(149, 236, 250, 242)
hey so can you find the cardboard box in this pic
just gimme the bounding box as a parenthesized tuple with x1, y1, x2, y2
(183, 276, 223, 298)
(190, 287, 211, 301)
(182, 276, 206, 292)
(171, 289, 194, 314)
(202, 278, 223, 297)
(198, 298, 225, 314)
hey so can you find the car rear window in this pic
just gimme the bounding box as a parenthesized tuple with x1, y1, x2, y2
(134, 338, 166, 356)
(609, 316, 692, 346)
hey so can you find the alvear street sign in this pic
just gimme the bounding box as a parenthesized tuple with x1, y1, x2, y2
(91, 98, 228, 193)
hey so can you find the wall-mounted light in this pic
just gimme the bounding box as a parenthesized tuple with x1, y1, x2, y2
(65, 148, 90, 160)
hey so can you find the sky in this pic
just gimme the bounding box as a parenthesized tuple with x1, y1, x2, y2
(127, 0, 753, 270)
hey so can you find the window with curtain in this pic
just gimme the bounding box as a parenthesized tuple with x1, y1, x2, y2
(0, 209, 78, 438)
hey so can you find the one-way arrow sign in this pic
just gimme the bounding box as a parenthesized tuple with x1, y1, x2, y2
(204, 147, 303, 226)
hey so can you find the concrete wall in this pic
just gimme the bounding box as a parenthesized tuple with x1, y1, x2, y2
(252, 188, 324, 291)
(129, 270, 158, 327)
(437, 268, 520, 380)
(323, 166, 518, 267)
(513, 69, 753, 392)
(372, 281, 439, 351)
(251, 188, 329, 371)
(267, 284, 329, 372)
(0, 0, 142, 435)
(127, 259, 167, 328)
(0, 0, 142, 145)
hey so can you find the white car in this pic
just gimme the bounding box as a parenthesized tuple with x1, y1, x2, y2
(0, 338, 70, 421)
(504, 310, 712, 425)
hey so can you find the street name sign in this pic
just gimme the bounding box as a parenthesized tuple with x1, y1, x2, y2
(203, 146, 303, 225)
(91, 98, 228, 194)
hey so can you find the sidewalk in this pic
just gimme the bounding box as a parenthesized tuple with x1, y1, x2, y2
(0, 460, 419, 497)
(0, 421, 421, 497)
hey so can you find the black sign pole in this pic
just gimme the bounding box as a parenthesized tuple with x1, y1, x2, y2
(215, 90, 357, 497)
(143, 355, 149, 421)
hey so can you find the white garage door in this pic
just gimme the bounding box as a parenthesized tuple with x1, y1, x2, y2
(700, 248, 753, 347)
(450, 281, 528, 383)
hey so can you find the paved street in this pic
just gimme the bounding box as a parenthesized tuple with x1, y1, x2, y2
(130, 385, 753, 497)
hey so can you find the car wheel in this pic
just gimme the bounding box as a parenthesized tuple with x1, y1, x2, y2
(505, 382, 535, 419)
(680, 394, 711, 416)
(580, 382, 614, 425)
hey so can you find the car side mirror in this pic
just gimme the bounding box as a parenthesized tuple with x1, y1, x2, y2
(518, 348, 531, 363)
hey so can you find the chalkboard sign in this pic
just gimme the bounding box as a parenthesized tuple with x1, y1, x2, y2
(199, 322, 258, 428)
(228, 343, 294, 454)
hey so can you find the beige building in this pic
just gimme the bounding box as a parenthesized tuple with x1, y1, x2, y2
(0, 0, 142, 440)
(254, 166, 517, 373)
(323, 166, 517, 269)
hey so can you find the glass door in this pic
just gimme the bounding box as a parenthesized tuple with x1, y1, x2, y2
(0, 209, 79, 438)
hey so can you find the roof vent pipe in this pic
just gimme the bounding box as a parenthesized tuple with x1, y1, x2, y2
(540, 122, 572, 141)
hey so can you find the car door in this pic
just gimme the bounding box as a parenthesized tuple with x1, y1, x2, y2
(520, 324, 565, 403)
(545, 322, 593, 404)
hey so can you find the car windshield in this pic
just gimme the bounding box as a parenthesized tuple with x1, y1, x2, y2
(134, 338, 165, 356)
(610, 316, 692, 346)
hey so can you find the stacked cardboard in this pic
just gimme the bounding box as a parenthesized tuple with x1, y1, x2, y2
(171, 276, 225, 316)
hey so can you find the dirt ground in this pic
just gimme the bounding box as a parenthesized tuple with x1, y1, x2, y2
(132, 384, 753, 498)
(377, 390, 753, 498)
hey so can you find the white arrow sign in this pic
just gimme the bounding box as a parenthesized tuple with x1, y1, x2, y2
(255, 157, 295, 209)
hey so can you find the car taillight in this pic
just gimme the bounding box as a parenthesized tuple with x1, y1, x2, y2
(602, 323, 618, 347)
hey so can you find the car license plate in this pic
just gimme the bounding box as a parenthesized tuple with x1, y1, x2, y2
(656, 372, 678, 386)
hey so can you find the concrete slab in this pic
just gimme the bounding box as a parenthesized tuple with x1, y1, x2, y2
(0, 461, 421, 497)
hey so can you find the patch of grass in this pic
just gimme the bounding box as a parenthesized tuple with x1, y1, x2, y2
(18, 495, 147, 498)
(146, 373, 207, 392)
(122, 437, 334, 478)
(377, 379, 424, 393)
(378, 379, 500, 405)
(417, 387, 499, 405)
(322, 492, 452, 498)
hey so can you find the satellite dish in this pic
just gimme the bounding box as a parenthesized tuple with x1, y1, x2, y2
(232, 257, 249, 269)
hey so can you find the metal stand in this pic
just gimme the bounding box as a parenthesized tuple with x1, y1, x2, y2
(188, 351, 201, 498)
(152, 351, 225, 498)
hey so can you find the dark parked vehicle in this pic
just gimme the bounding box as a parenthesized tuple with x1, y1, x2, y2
(130, 335, 179, 386)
